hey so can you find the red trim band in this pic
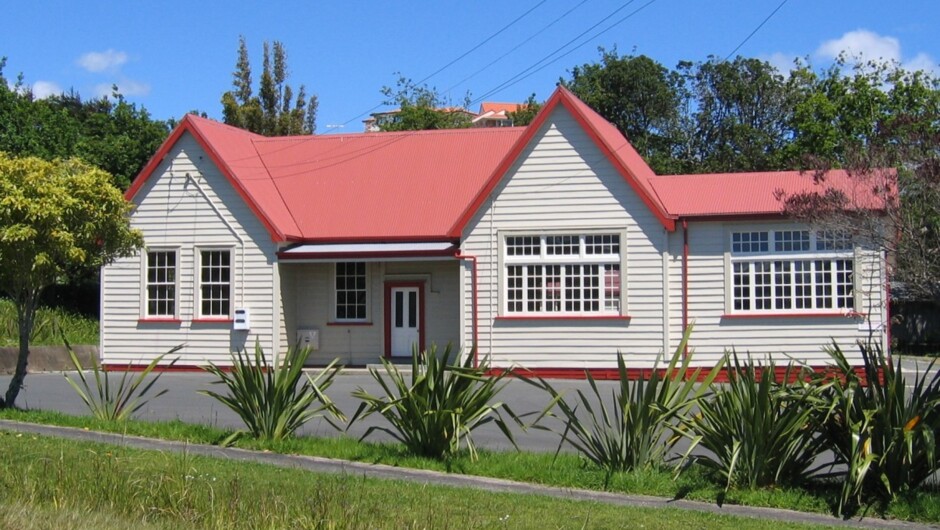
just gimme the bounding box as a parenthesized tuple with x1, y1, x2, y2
(278, 249, 455, 260)
(191, 318, 234, 324)
(137, 318, 182, 324)
(490, 365, 877, 383)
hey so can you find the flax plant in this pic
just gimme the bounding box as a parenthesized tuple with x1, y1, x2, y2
(201, 343, 344, 444)
(528, 328, 719, 480)
(676, 352, 831, 491)
(819, 340, 940, 516)
(64, 342, 180, 421)
(349, 344, 521, 460)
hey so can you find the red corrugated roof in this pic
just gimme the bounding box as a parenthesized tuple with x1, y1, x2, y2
(128, 116, 523, 241)
(648, 170, 891, 217)
(127, 87, 890, 243)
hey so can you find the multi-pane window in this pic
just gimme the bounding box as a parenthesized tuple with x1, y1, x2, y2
(730, 230, 854, 312)
(199, 250, 231, 317)
(145, 250, 177, 317)
(335, 262, 367, 320)
(504, 234, 621, 315)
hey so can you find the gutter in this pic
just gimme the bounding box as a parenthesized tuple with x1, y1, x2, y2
(454, 251, 480, 369)
(682, 218, 689, 356)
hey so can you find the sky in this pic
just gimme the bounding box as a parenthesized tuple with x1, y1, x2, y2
(2, 1, 939, 134)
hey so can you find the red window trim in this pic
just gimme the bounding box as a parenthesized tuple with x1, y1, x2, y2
(721, 312, 864, 320)
(191, 318, 234, 324)
(496, 315, 631, 321)
(137, 318, 182, 324)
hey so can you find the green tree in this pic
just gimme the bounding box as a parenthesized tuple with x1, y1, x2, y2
(677, 56, 798, 173)
(782, 61, 940, 303)
(563, 50, 684, 173)
(377, 75, 472, 131)
(221, 36, 318, 136)
(0, 58, 169, 189)
(0, 154, 142, 408)
(507, 93, 542, 126)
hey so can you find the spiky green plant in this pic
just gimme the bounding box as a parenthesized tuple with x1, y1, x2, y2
(201, 343, 344, 444)
(676, 352, 831, 491)
(348, 344, 521, 460)
(528, 327, 720, 480)
(64, 343, 180, 421)
(819, 340, 940, 516)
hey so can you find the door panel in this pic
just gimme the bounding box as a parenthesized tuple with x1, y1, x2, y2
(390, 287, 420, 357)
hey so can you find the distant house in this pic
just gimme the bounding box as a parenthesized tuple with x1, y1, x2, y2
(102, 86, 886, 375)
(362, 107, 477, 132)
(472, 102, 523, 128)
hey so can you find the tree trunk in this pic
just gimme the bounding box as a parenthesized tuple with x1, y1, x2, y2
(3, 292, 37, 408)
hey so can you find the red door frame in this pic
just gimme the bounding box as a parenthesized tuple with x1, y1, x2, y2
(383, 281, 426, 358)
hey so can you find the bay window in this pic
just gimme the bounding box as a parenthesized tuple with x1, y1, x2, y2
(730, 229, 855, 313)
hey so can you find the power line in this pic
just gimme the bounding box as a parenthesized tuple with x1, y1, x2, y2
(724, 0, 789, 60)
(443, 0, 591, 96)
(336, 0, 549, 130)
(470, 0, 659, 105)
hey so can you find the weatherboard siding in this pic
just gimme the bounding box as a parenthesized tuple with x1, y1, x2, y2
(461, 105, 669, 369)
(665, 221, 884, 366)
(281, 260, 461, 366)
(101, 133, 279, 366)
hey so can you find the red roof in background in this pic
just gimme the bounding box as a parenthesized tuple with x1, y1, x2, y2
(648, 170, 891, 217)
(127, 86, 890, 243)
(479, 102, 522, 114)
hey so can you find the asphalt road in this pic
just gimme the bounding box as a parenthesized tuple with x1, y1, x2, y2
(2, 355, 936, 457)
(0, 369, 581, 453)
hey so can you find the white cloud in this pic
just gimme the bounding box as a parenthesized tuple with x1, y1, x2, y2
(902, 52, 940, 77)
(816, 30, 901, 63)
(94, 78, 150, 98)
(31, 80, 63, 99)
(77, 49, 128, 73)
(761, 52, 800, 75)
(814, 29, 938, 76)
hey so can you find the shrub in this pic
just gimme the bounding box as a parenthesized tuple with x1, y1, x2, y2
(349, 344, 521, 460)
(201, 343, 344, 444)
(528, 328, 719, 480)
(64, 343, 180, 421)
(818, 341, 940, 516)
(0, 298, 98, 346)
(676, 352, 830, 491)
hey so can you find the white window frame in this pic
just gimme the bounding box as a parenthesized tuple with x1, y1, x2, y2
(727, 228, 856, 314)
(141, 247, 179, 318)
(334, 262, 369, 322)
(501, 232, 625, 316)
(196, 247, 233, 319)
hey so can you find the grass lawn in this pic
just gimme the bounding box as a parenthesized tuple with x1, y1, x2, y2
(3, 408, 939, 524)
(0, 430, 843, 530)
(0, 298, 98, 346)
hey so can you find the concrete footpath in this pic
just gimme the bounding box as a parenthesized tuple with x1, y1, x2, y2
(0, 420, 934, 530)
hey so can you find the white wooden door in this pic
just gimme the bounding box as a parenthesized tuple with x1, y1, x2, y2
(390, 287, 420, 357)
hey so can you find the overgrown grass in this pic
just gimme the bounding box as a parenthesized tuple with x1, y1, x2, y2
(5, 407, 940, 522)
(0, 431, 838, 530)
(0, 297, 98, 346)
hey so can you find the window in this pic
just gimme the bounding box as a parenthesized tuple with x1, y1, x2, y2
(199, 249, 231, 317)
(335, 262, 368, 321)
(145, 250, 177, 317)
(730, 229, 854, 313)
(504, 233, 622, 315)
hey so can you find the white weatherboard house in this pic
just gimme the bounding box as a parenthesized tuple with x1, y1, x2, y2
(102, 87, 887, 376)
